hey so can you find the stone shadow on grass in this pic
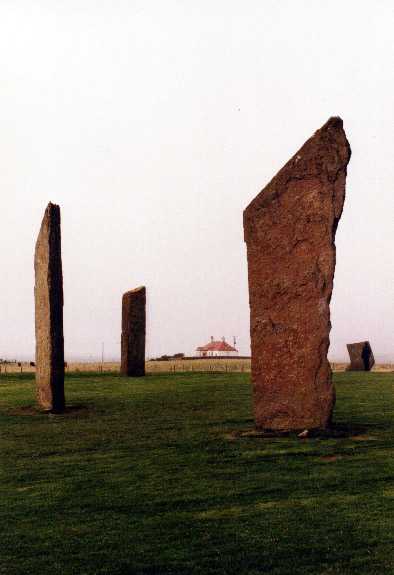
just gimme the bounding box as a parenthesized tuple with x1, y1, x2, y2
(227, 422, 384, 441)
(7, 404, 90, 417)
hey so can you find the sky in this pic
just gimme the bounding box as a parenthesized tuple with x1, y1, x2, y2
(0, 0, 393, 362)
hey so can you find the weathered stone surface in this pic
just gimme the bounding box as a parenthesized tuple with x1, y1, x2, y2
(34, 203, 65, 411)
(244, 117, 351, 431)
(121, 287, 146, 377)
(347, 341, 375, 371)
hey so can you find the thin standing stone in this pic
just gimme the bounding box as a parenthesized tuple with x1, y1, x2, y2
(34, 202, 65, 411)
(121, 286, 146, 377)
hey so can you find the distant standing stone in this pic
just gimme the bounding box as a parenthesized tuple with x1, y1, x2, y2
(347, 341, 375, 371)
(121, 287, 146, 377)
(34, 203, 65, 411)
(243, 117, 351, 431)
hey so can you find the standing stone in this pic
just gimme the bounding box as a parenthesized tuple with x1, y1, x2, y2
(244, 117, 351, 431)
(121, 287, 146, 377)
(34, 203, 65, 411)
(347, 341, 375, 371)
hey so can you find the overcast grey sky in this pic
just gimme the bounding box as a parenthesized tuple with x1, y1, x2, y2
(0, 0, 393, 361)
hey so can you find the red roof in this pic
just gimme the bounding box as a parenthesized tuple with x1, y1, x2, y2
(196, 339, 237, 352)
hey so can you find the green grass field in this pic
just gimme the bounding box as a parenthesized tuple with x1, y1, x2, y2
(1, 372, 393, 575)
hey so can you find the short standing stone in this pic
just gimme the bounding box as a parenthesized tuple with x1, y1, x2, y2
(347, 341, 375, 371)
(243, 117, 351, 431)
(34, 203, 65, 411)
(121, 287, 146, 377)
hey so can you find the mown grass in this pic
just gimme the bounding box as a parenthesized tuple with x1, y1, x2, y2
(0, 371, 393, 575)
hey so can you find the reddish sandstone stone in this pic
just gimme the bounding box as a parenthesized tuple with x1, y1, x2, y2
(34, 203, 65, 412)
(244, 117, 351, 431)
(121, 287, 146, 377)
(347, 341, 375, 371)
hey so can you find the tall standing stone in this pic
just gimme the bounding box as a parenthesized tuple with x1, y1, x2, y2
(121, 287, 146, 377)
(34, 202, 65, 411)
(347, 341, 375, 371)
(244, 117, 351, 431)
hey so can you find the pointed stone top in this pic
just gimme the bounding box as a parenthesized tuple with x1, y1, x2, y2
(36, 203, 61, 249)
(40, 203, 60, 229)
(45, 201, 60, 212)
(310, 116, 348, 148)
(124, 286, 146, 296)
(244, 117, 351, 217)
(320, 116, 344, 130)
